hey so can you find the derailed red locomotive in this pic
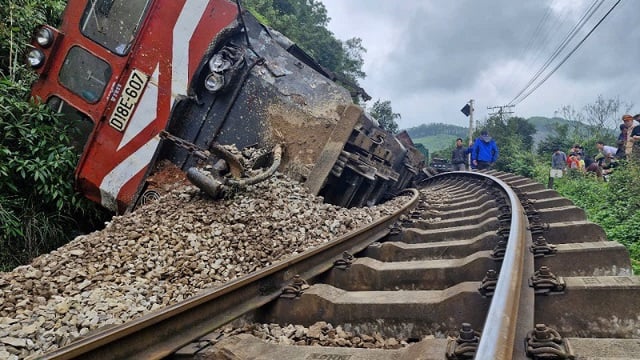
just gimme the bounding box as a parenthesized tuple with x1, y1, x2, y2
(27, 0, 424, 213)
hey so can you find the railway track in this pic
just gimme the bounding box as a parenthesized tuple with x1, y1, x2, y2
(40, 171, 640, 360)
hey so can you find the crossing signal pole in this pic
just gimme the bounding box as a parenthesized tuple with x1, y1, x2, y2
(468, 99, 474, 146)
(461, 99, 475, 169)
(460, 99, 474, 145)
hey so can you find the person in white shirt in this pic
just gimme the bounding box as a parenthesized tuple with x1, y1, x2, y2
(596, 141, 617, 159)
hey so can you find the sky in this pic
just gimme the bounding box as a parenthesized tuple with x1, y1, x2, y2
(321, 0, 639, 130)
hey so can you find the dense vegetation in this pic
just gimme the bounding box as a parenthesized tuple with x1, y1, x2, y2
(534, 163, 640, 272)
(0, 0, 111, 271)
(413, 135, 459, 158)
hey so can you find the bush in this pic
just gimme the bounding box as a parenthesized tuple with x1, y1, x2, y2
(0, 76, 109, 269)
(553, 163, 640, 273)
(0, 0, 110, 270)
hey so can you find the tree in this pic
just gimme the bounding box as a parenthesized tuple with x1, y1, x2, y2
(338, 37, 366, 85)
(369, 99, 400, 134)
(475, 115, 537, 176)
(1, 0, 65, 79)
(555, 96, 631, 142)
(537, 123, 573, 156)
(506, 117, 536, 151)
(243, 0, 367, 100)
(583, 95, 632, 135)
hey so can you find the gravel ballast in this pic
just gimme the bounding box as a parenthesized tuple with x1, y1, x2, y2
(0, 173, 410, 359)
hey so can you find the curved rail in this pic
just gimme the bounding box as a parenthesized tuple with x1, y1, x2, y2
(474, 173, 534, 359)
(425, 171, 534, 359)
(41, 189, 420, 360)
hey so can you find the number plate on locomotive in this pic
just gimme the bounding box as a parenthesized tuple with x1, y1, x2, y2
(108, 69, 149, 132)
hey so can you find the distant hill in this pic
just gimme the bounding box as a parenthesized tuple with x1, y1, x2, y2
(405, 123, 468, 139)
(411, 135, 459, 154)
(405, 123, 468, 157)
(526, 116, 571, 148)
(404, 117, 575, 157)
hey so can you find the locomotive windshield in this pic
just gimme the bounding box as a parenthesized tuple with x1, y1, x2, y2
(58, 46, 112, 103)
(80, 0, 151, 55)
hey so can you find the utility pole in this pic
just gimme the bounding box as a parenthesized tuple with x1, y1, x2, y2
(468, 99, 474, 146)
(487, 104, 515, 122)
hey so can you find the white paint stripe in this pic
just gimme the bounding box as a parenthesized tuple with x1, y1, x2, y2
(172, 0, 208, 106)
(117, 65, 160, 151)
(100, 2, 208, 209)
(100, 136, 161, 211)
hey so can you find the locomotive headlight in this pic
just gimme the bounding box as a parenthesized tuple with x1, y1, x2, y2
(35, 27, 54, 48)
(27, 49, 45, 68)
(204, 72, 225, 92)
(208, 53, 231, 72)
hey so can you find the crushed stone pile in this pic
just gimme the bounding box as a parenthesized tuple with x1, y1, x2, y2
(0, 172, 410, 359)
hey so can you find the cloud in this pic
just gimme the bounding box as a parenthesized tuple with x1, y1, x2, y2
(322, 0, 639, 129)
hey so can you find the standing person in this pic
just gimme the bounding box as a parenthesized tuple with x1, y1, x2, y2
(616, 123, 628, 159)
(622, 114, 636, 159)
(548, 147, 566, 188)
(451, 138, 470, 171)
(471, 130, 499, 170)
(550, 148, 567, 178)
(629, 114, 640, 162)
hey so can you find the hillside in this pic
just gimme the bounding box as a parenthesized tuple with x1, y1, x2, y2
(404, 117, 573, 156)
(526, 116, 571, 148)
(411, 135, 459, 154)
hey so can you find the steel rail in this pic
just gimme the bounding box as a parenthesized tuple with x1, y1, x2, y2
(473, 173, 534, 359)
(40, 189, 420, 360)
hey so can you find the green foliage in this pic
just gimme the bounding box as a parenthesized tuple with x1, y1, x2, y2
(536, 123, 573, 156)
(0, 0, 109, 270)
(243, 0, 365, 87)
(1, 78, 77, 210)
(1, 0, 66, 79)
(534, 95, 640, 271)
(553, 163, 640, 272)
(476, 116, 537, 176)
(369, 99, 399, 134)
(407, 123, 466, 159)
(495, 136, 537, 177)
(0, 75, 108, 269)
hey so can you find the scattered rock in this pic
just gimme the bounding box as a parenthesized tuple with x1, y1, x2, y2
(0, 173, 410, 358)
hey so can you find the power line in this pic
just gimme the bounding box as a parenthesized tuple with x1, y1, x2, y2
(508, 0, 605, 106)
(502, 1, 556, 93)
(510, 0, 623, 106)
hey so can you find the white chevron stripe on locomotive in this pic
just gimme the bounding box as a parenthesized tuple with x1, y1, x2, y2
(99, 1, 209, 211)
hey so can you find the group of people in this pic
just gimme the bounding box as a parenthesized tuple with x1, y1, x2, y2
(446, 112, 640, 179)
(550, 113, 640, 180)
(451, 130, 499, 171)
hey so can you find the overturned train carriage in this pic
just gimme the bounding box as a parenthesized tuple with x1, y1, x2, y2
(160, 8, 424, 208)
(27, 0, 424, 212)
